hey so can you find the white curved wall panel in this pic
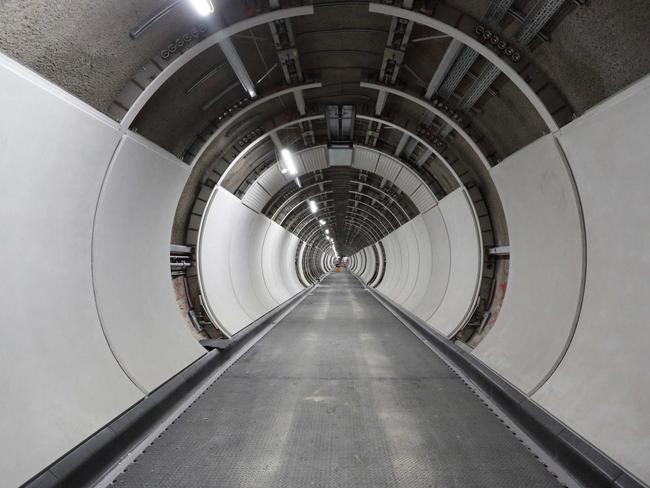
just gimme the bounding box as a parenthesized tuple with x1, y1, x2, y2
(531, 77, 650, 484)
(393, 223, 419, 305)
(371, 243, 386, 287)
(231, 210, 278, 319)
(246, 217, 280, 312)
(358, 249, 368, 276)
(473, 135, 584, 394)
(359, 248, 370, 281)
(199, 189, 256, 336)
(262, 222, 295, 303)
(411, 207, 451, 322)
(426, 188, 482, 337)
(363, 247, 377, 283)
(402, 216, 435, 312)
(386, 235, 403, 297)
(93, 134, 206, 392)
(376, 235, 397, 296)
(353, 250, 362, 275)
(281, 233, 304, 295)
(385, 234, 405, 300)
(260, 222, 286, 303)
(297, 241, 309, 286)
(0, 56, 144, 487)
(199, 187, 306, 337)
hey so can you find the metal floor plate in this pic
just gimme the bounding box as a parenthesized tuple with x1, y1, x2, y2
(114, 273, 562, 488)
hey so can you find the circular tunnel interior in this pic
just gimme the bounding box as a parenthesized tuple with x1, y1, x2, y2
(1, 1, 650, 487)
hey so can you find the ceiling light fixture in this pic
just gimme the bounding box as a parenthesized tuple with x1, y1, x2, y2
(280, 148, 297, 175)
(309, 200, 317, 213)
(319, 219, 326, 226)
(325, 229, 329, 235)
(189, 0, 214, 16)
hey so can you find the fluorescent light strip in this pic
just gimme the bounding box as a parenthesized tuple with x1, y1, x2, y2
(189, 0, 214, 16)
(220, 38, 257, 98)
(280, 148, 297, 175)
(309, 200, 317, 213)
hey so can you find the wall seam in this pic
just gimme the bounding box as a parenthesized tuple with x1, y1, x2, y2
(90, 134, 148, 395)
(527, 135, 588, 396)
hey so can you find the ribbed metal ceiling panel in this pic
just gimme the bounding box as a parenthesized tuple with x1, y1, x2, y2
(299, 146, 328, 173)
(352, 147, 379, 172)
(241, 182, 271, 212)
(410, 184, 437, 213)
(375, 154, 402, 183)
(257, 165, 289, 196)
(395, 166, 422, 196)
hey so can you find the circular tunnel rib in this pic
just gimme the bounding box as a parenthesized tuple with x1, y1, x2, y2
(2, 1, 650, 487)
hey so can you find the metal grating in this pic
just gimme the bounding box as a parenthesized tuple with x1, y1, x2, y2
(113, 273, 564, 488)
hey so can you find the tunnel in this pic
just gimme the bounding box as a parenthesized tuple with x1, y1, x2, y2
(1, 1, 649, 487)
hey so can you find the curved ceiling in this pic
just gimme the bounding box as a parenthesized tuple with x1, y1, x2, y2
(1, 0, 648, 253)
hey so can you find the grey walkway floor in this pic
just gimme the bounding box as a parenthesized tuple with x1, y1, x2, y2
(115, 272, 561, 488)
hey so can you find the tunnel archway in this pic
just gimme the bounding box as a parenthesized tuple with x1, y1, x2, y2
(1, 1, 650, 487)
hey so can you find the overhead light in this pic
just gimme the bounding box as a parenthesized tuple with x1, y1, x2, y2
(325, 229, 330, 235)
(189, 0, 214, 16)
(309, 200, 317, 213)
(281, 148, 297, 175)
(319, 219, 326, 226)
(219, 38, 257, 98)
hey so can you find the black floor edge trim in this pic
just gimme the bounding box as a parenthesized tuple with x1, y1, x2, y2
(21, 287, 312, 488)
(369, 288, 647, 488)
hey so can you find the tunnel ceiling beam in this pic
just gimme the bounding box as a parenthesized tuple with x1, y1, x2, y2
(356, 114, 462, 187)
(425, 39, 464, 99)
(191, 82, 322, 166)
(368, 3, 559, 132)
(120, 5, 315, 128)
(361, 82, 493, 171)
(216, 115, 324, 189)
(219, 38, 257, 99)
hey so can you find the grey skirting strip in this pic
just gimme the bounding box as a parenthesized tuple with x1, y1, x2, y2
(369, 288, 647, 488)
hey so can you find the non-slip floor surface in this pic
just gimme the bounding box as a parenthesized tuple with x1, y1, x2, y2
(115, 272, 562, 488)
